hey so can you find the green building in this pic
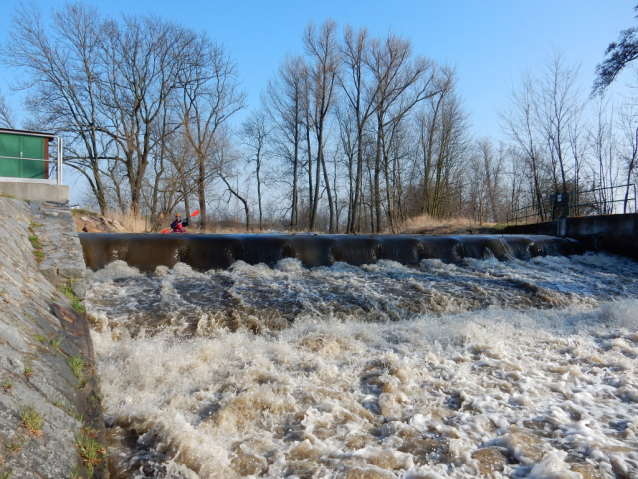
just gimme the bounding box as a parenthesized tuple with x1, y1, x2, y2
(0, 128, 67, 202)
(0, 128, 59, 183)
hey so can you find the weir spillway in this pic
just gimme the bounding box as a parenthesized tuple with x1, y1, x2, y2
(85, 235, 638, 477)
(79, 233, 582, 271)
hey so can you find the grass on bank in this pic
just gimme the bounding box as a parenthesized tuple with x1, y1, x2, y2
(5, 441, 23, 452)
(57, 284, 85, 314)
(74, 206, 510, 235)
(68, 355, 86, 383)
(50, 336, 63, 351)
(398, 214, 504, 235)
(72, 208, 143, 232)
(23, 363, 34, 379)
(20, 405, 44, 436)
(76, 428, 106, 477)
(27, 221, 45, 262)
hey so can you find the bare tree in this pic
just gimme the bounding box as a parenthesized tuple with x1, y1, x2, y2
(367, 32, 438, 232)
(241, 109, 270, 230)
(263, 55, 307, 228)
(501, 51, 586, 221)
(413, 68, 469, 219)
(537, 51, 584, 194)
(304, 19, 340, 232)
(618, 99, 638, 212)
(96, 14, 205, 216)
(214, 127, 251, 230)
(3, 3, 110, 213)
(500, 70, 548, 220)
(180, 41, 246, 227)
(339, 26, 378, 232)
(471, 138, 506, 222)
(0, 90, 16, 128)
(160, 130, 200, 219)
(587, 98, 618, 214)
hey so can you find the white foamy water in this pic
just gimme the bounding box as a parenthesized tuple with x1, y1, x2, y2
(86, 254, 638, 478)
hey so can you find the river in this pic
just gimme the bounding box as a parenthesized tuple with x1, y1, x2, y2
(85, 253, 638, 478)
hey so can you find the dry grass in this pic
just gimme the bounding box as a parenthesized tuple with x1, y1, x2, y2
(196, 225, 276, 234)
(73, 209, 503, 236)
(397, 214, 501, 235)
(101, 211, 149, 233)
(73, 209, 149, 233)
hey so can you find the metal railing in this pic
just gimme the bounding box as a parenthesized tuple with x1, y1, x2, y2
(0, 136, 63, 186)
(507, 183, 637, 225)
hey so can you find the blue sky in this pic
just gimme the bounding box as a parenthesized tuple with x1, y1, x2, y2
(1, 0, 636, 141)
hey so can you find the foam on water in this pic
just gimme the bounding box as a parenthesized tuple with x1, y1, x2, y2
(86, 253, 638, 478)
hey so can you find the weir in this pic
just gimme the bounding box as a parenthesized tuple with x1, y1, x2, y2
(79, 233, 582, 271)
(86, 236, 638, 477)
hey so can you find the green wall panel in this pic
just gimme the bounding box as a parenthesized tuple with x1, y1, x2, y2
(0, 133, 46, 179)
(20, 135, 45, 179)
(0, 134, 21, 178)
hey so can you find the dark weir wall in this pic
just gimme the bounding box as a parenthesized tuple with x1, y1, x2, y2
(79, 233, 582, 272)
(503, 213, 638, 261)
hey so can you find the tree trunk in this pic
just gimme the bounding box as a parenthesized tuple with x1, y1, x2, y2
(321, 150, 334, 232)
(257, 159, 263, 230)
(374, 116, 383, 233)
(198, 153, 207, 228)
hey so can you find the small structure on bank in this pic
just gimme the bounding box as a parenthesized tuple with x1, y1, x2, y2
(0, 128, 68, 202)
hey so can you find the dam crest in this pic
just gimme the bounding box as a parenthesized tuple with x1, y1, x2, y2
(79, 233, 582, 271)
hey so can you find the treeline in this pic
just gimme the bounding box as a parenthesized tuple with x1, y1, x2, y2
(2, 4, 246, 227)
(2, 5, 637, 231)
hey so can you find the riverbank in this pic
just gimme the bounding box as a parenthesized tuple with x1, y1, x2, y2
(0, 197, 106, 479)
(70, 209, 501, 236)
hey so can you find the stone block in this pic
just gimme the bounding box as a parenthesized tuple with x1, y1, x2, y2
(58, 266, 86, 279)
(71, 280, 86, 300)
(38, 264, 58, 283)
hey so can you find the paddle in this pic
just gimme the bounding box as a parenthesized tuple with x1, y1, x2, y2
(162, 209, 200, 233)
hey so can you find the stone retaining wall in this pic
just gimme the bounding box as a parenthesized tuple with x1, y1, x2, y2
(0, 197, 106, 478)
(30, 201, 87, 299)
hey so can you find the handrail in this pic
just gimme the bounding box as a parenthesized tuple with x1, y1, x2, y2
(56, 136, 63, 186)
(507, 184, 637, 225)
(0, 156, 50, 161)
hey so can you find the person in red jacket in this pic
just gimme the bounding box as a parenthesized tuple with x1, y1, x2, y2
(171, 213, 189, 233)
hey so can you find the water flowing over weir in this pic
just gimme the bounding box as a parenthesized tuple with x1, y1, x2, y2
(82, 236, 638, 478)
(79, 233, 582, 271)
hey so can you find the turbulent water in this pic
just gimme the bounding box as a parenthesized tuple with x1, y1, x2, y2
(85, 253, 638, 478)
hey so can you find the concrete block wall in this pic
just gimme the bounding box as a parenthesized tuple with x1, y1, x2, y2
(0, 183, 69, 204)
(503, 213, 638, 261)
(29, 200, 87, 300)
